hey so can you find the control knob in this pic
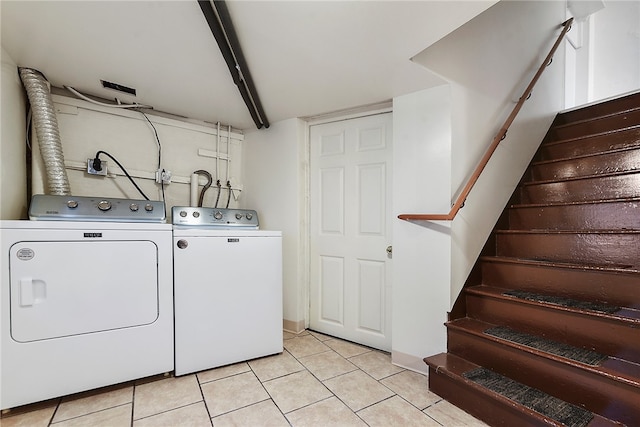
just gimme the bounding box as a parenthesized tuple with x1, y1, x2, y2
(67, 200, 78, 209)
(145, 203, 154, 212)
(214, 211, 223, 220)
(97, 200, 112, 211)
(235, 213, 243, 220)
(245, 213, 253, 220)
(130, 203, 139, 212)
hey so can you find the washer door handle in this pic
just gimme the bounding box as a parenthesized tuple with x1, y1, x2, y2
(177, 239, 189, 249)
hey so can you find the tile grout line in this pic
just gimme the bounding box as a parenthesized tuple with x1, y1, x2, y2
(303, 332, 450, 425)
(284, 332, 401, 425)
(283, 335, 372, 425)
(287, 333, 368, 425)
(193, 374, 214, 427)
(130, 380, 137, 427)
(244, 354, 292, 426)
(47, 398, 61, 427)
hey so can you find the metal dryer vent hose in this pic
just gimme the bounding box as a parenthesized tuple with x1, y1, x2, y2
(19, 67, 71, 195)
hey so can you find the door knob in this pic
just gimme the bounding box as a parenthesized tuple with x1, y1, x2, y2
(386, 245, 392, 255)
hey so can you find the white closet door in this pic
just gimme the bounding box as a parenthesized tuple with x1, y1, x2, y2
(309, 113, 392, 351)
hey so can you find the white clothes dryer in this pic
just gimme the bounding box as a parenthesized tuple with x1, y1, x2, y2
(172, 207, 283, 376)
(1, 195, 173, 409)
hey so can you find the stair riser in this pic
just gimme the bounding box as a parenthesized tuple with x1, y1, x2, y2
(496, 233, 640, 269)
(466, 294, 640, 363)
(539, 128, 640, 160)
(520, 173, 640, 204)
(508, 201, 640, 231)
(448, 328, 640, 426)
(555, 92, 640, 126)
(549, 109, 640, 141)
(530, 149, 640, 181)
(481, 260, 640, 308)
(428, 368, 553, 427)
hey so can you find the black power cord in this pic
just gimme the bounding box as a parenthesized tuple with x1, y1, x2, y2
(139, 111, 162, 171)
(92, 151, 150, 201)
(139, 111, 166, 212)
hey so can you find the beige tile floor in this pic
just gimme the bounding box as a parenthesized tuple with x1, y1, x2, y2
(1, 330, 489, 427)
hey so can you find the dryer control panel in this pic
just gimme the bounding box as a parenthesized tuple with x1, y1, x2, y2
(172, 207, 259, 229)
(29, 194, 166, 222)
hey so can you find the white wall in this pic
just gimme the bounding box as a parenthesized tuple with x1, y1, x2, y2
(30, 94, 243, 217)
(412, 0, 566, 306)
(591, 1, 640, 101)
(242, 119, 308, 332)
(565, 1, 640, 108)
(1, 47, 27, 219)
(391, 85, 452, 373)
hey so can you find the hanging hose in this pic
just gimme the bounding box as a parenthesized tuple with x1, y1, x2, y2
(193, 170, 213, 207)
(19, 67, 71, 195)
(214, 179, 222, 208)
(225, 180, 232, 208)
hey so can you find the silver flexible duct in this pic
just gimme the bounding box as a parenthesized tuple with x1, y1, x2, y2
(19, 68, 71, 195)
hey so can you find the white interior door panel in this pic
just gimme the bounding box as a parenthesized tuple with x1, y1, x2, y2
(310, 113, 393, 351)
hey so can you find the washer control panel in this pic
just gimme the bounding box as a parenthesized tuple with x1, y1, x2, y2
(29, 194, 166, 222)
(172, 207, 259, 229)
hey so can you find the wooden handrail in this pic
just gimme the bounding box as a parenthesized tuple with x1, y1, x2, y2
(398, 18, 573, 222)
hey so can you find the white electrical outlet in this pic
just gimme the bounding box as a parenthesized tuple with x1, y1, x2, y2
(155, 169, 172, 184)
(87, 159, 108, 176)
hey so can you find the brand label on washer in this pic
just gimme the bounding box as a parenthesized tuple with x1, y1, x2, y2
(228, 238, 240, 243)
(84, 232, 103, 238)
(16, 248, 35, 261)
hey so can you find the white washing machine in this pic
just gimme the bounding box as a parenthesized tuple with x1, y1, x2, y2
(172, 206, 282, 376)
(0, 195, 174, 409)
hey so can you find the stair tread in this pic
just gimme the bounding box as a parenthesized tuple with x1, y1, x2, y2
(547, 108, 640, 143)
(424, 353, 621, 427)
(509, 196, 640, 209)
(479, 256, 640, 310)
(521, 168, 639, 186)
(467, 285, 640, 324)
(448, 317, 640, 388)
(532, 144, 640, 167)
(480, 255, 640, 274)
(493, 231, 640, 269)
(555, 91, 640, 126)
(541, 125, 640, 148)
(553, 107, 640, 130)
(495, 229, 640, 234)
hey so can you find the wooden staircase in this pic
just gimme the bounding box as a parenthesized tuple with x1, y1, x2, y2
(424, 91, 640, 427)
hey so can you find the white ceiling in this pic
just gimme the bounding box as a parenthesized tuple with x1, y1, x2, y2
(1, 1, 496, 130)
